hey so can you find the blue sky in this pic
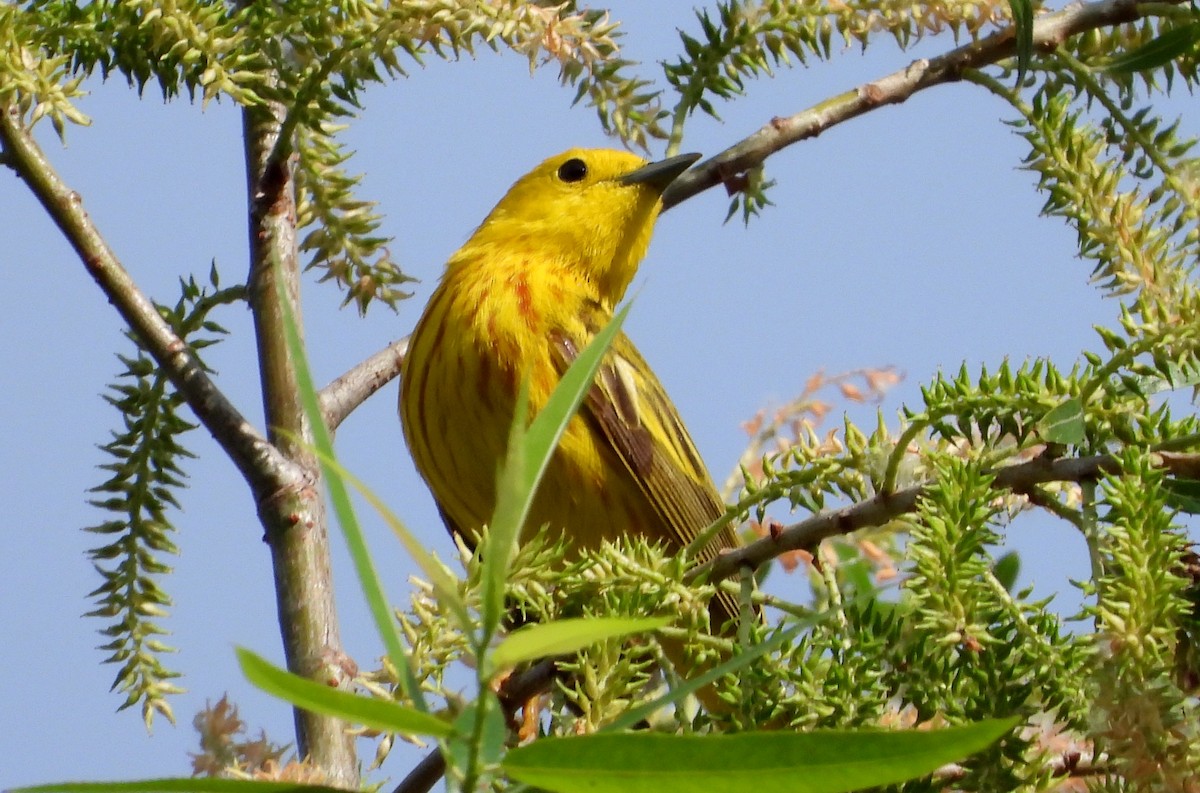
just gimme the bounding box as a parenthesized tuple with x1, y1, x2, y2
(1, 3, 1154, 787)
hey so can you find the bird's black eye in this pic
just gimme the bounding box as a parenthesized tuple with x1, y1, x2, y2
(557, 158, 588, 183)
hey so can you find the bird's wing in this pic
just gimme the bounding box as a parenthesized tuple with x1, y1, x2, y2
(550, 315, 741, 628)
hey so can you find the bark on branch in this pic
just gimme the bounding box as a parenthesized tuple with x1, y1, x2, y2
(320, 337, 409, 432)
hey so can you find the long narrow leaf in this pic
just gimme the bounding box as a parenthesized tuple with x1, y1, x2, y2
(310, 449, 472, 635)
(237, 648, 451, 738)
(504, 717, 1019, 793)
(276, 279, 425, 709)
(14, 780, 346, 793)
(1008, 0, 1034, 83)
(525, 302, 632, 475)
(479, 304, 632, 639)
(490, 617, 668, 672)
(480, 378, 533, 639)
(1104, 22, 1200, 73)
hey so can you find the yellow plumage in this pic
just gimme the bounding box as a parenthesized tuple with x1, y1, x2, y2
(400, 148, 739, 635)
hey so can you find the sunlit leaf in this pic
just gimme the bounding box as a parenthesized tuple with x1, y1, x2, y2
(1037, 397, 1085, 445)
(237, 648, 451, 738)
(490, 617, 669, 672)
(1104, 23, 1200, 73)
(481, 305, 631, 637)
(505, 718, 1019, 793)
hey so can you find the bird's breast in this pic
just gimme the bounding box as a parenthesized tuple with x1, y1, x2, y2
(403, 255, 637, 546)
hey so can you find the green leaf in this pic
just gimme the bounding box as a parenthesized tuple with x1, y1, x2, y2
(13, 780, 344, 793)
(992, 550, 1021, 592)
(1008, 0, 1034, 84)
(311, 451, 473, 636)
(236, 648, 451, 738)
(480, 377, 533, 640)
(480, 304, 632, 639)
(504, 718, 1019, 793)
(445, 690, 507, 790)
(1037, 397, 1085, 445)
(1162, 478, 1200, 515)
(1120, 360, 1200, 397)
(276, 275, 424, 708)
(490, 617, 669, 672)
(1104, 22, 1200, 74)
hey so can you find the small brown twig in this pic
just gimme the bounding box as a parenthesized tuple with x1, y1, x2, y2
(319, 337, 409, 432)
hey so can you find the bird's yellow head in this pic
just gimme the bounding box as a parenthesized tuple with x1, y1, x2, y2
(462, 148, 700, 307)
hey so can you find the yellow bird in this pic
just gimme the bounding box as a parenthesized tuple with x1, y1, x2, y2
(399, 148, 739, 641)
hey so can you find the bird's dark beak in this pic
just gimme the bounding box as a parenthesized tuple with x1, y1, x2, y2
(619, 153, 702, 191)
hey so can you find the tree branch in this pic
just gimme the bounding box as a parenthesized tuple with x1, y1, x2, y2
(697, 448, 1200, 583)
(320, 337, 409, 432)
(0, 104, 289, 497)
(662, 0, 1174, 211)
(1, 96, 361, 785)
(320, 0, 1153, 439)
(242, 96, 359, 784)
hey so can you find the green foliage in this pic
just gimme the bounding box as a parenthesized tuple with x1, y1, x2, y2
(0, 3, 90, 137)
(973, 11, 1200, 313)
(1086, 451, 1198, 787)
(686, 8, 1200, 776)
(22, 0, 266, 104)
(663, 0, 1013, 128)
(9, 0, 1200, 789)
(1103, 21, 1200, 74)
(261, 309, 1019, 789)
(86, 266, 243, 727)
(722, 163, 776, 226)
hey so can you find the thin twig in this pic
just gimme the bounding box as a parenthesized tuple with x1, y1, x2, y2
(2, 95, 361, 780)
(697, 449, 1200, 583)
(375, 1, 1188, 788)
(390, 448, 1198, 793)
(320, 337, 409, 431)
(333, 0, 1179, 411)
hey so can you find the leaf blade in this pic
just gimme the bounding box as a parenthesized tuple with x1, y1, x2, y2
(504, 718, 1019, 793)
(480, 304, 632, 637)
(1104, 22, 1200, 73)
(490, 617, 669, 672)
(236, 648, 451, 738)
(1037, 397, 1085, 445)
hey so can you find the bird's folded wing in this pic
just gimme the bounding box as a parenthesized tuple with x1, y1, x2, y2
(549, 318, 741, 627)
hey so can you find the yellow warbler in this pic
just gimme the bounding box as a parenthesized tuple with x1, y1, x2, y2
(400, 148, 739, 635)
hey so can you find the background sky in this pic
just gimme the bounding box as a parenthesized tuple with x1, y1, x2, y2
(2, 2, 1179, 788)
